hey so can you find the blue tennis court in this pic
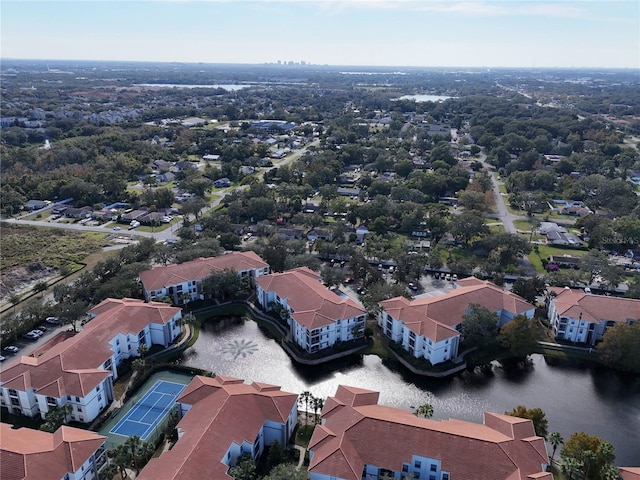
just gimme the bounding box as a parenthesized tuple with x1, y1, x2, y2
(109, 380, 187, 440)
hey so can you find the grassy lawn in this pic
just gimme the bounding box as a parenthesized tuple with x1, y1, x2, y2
(488, 223, 505, 233)
(513, 219, 534, 231)
(528, 245, 587, 274)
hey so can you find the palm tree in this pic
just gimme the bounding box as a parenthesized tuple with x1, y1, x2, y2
(563, 457, 583, 480)
(549, 432, 564, 464)
(299, 391, 312, 425)
(413, 403, 434, 419)
(312, 396, 324, 424)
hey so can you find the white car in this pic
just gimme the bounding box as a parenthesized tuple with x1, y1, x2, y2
(3, 346, 19, 354)
(45, 317, 60, 325)
(0, 356, 5, 362)
(113, 226, 121, 231)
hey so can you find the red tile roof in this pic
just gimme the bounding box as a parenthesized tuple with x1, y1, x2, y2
(138, 375, 297, 480)
(0, 298, 180, 398)
(380, 280, 534, 341)
(0, 423, 105, 480)
(621, 467, 640, 480)
(139, 251, 269, 291)
(549, 287, 640, 323)
(257, 268, 366, 329)
(309, 385, 551, 480)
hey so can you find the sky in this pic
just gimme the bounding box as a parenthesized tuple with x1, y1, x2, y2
(1, 0, 639, 69)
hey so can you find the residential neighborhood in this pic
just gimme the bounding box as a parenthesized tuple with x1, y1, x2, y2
(1, 59, 639, 479)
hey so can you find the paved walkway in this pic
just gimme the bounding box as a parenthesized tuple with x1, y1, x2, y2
(291, 444, 306, 470)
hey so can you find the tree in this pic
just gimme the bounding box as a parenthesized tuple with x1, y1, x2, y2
(33, 280, 48, 297)
(461, 304, 499, 348)
(40, 404, 73, 432)
(505, 405, 548, 439)
(549, 431, 564, 464)
(229, 454, 257, 480)
(202, 268, 249, 302)
(458, 190, 487, 212)
(98, 462, 120, 480)
(499, 315, 539, 358)
(511, 277, 545, 304)
(448, 210, 489, 246)
(597, 322, 640, 373)
(299, 391, 313, 426)
(320, 266, 346, 289)
(123, 435, 155, 474)
(8, 293, 21, 312)
(132, 358, 147, 374)
(266, 440, 286, 470)
(413, 403, 434, 419)
(312, 396, 324, 424)
(263, 463, 310, 480)
(137, 342, 149, 359)
(181, 197, 207, 221)
(561, 432, 616, 480)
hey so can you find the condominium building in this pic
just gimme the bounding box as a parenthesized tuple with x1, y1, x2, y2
(138, 375, 298, 479)
(546, 287, 639, 345)
(0, 298, 181, 423)
(256, 267, 367, 353)
(308, 385, 552, 480)
(0, 422, 107, 480)
(378, 278, 534, 365)
(139, 251, 270, 304)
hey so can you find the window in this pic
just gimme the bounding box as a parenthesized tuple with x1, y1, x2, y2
(67, 395, 72, 401)
(75, 396, 80, 402)
(8, 389, 18, 397)
(442, 474, 449, 480)
(414, 460, 421, 468)
(46, 396, 57, 406)
(430, 465, 437, 472)
(429, 476, 436, 480)
(98, 395, 102, 401)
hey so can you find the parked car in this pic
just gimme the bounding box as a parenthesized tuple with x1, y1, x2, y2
(408, 282, 419, 291)
(37, 325, 48, 332)
(32, 329, 44, 337)
(23, 332, 39, 340)
(45, 317, 60, 325)
(113, 226, 121, 231)
(434, 272, 440, 279)
(445, 274, 451, 281)
(452, 274, 458, 281)
(3, 346, 19, 354)
(0, 356, 5, 362)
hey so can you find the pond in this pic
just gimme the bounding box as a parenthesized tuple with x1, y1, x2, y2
(180, 317, 640, 465)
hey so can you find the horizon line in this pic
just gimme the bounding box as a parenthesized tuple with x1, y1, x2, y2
(2, 58, 639, 71)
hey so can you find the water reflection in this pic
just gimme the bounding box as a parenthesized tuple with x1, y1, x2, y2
(180, 317, 640, 465)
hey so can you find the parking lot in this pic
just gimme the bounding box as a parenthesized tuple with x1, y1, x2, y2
(334, 266, 459, 306)
(1, 320, 72, 364)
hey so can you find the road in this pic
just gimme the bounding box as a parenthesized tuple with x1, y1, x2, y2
(1, 139, 321, 244)
(477, 152, 539, 276)
(477, 152, 523, 234)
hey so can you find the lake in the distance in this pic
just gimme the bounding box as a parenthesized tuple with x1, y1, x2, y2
(135, 83, 249, 90)
(395, 94, 453, 102)
(180, 317, 640, 465)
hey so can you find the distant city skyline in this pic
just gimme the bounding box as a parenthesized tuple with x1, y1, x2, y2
(1, 1, 638, 69)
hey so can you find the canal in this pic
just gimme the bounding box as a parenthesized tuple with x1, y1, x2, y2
(180, 316, 640, 465)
